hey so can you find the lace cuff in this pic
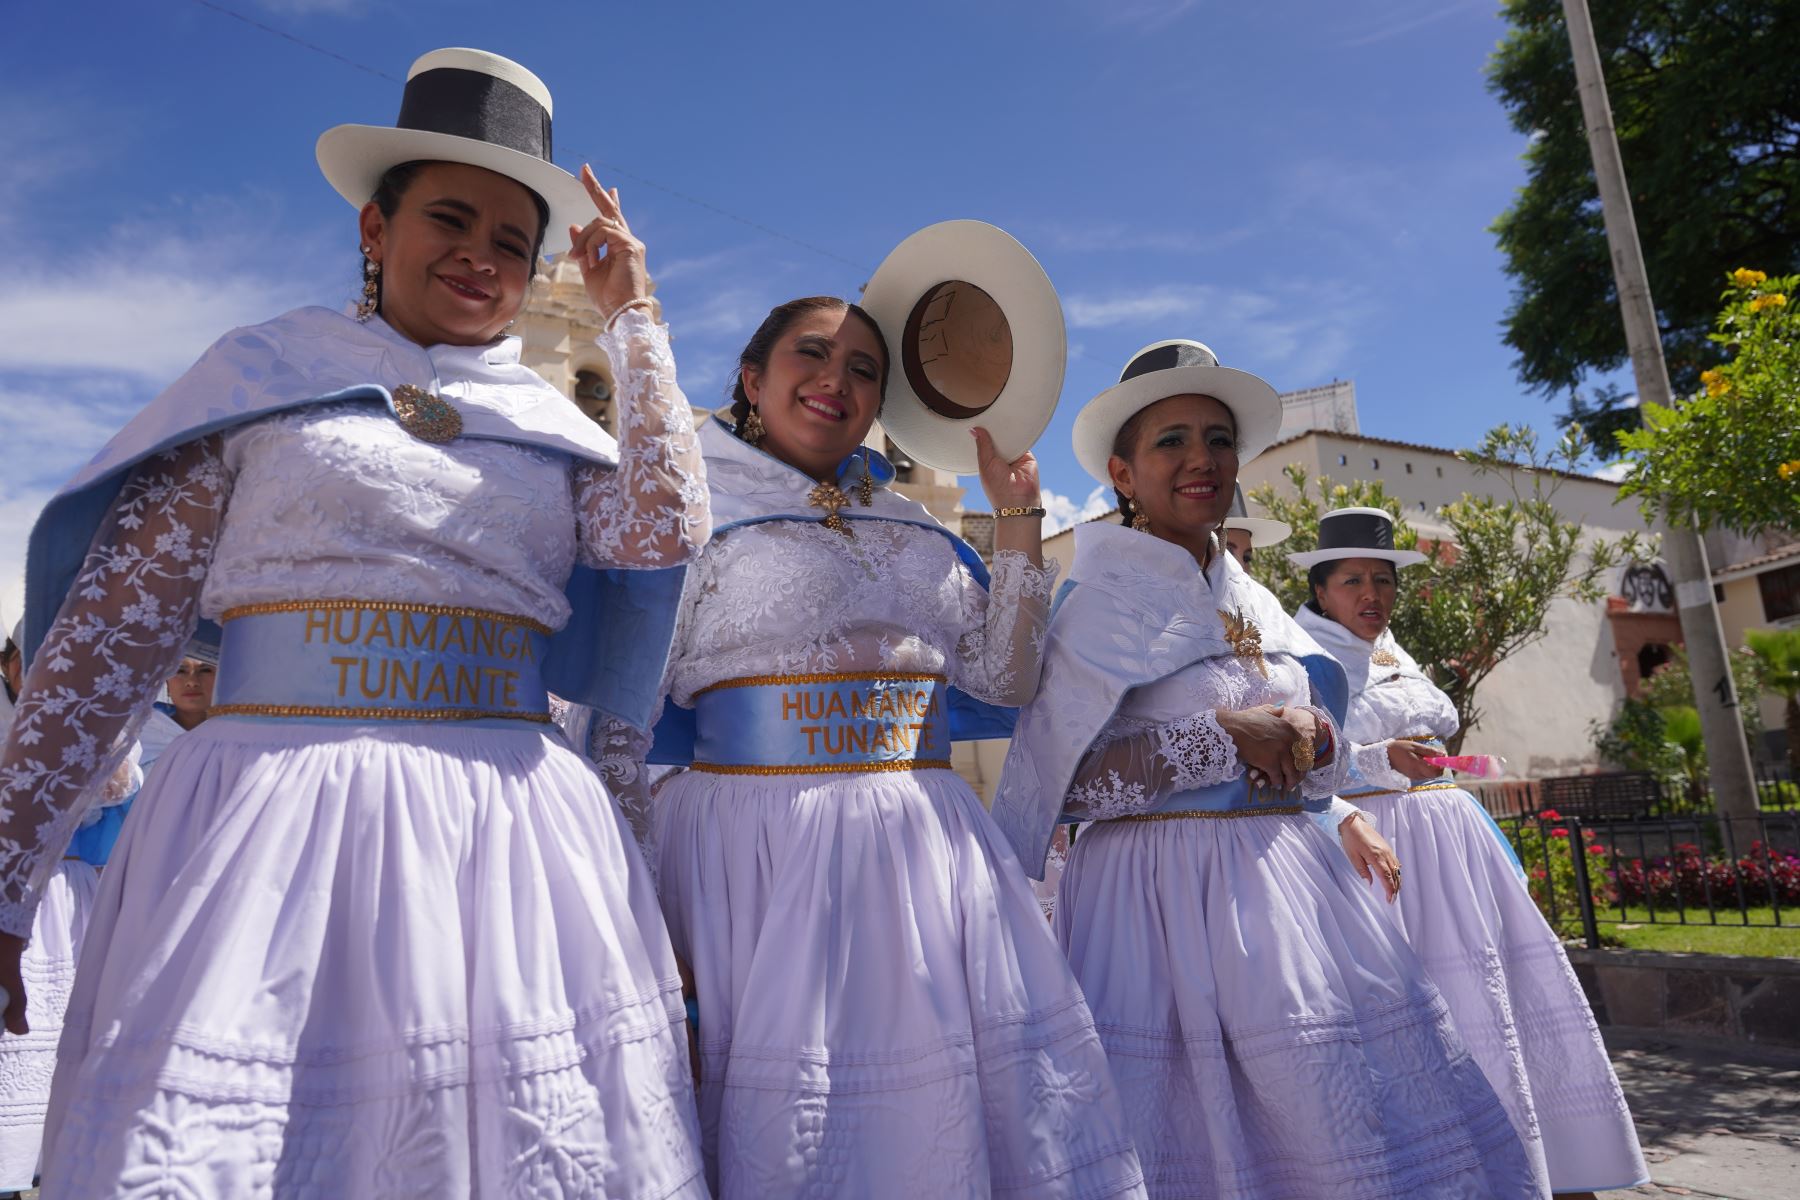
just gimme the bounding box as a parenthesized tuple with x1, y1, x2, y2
(1352, 739, 1414, 794)
(952, 550, 1058, 706)
(0, 437, 227, 936)
(587, 712, 657, 862)
(1156, 711, 1240, 790)
(1310, 795, 1368, 838)
(574, 309, 710, 569)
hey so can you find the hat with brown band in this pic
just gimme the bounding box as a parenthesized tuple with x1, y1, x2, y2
(859, 221, 1065, 475)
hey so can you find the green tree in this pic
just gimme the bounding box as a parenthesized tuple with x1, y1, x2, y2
(1614, 270, 1800, 536)
(1486, 1, 1800, 427)
(1747, 627, 1800, 780)
(1249, 425, 1647, 752)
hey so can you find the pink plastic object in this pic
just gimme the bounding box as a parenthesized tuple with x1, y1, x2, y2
(1425, 754, 1505, 778)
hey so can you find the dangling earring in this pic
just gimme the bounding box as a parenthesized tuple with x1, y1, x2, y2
(1125, 496, 1150, 533)
(858, 449, 875, 507)
(356, 250, 380, 323)
(741, 406, 766, 446)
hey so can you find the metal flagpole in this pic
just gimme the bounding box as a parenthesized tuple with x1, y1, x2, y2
(1560, 0, 1759, 818)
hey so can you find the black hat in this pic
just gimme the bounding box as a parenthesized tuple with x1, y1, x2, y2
(316, 48, 588, 256)
(1287, 506, 1424, 568)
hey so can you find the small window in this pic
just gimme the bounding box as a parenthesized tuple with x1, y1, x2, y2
(1714, 584, 1725, 603)
(1759, 562, 1800, 622)
(1337, 454, 1347, 466)
(1404, 462, 1413, 474)
(1419, 501, 1427, 511)
(1435, 466, 1443, 478)
(1371, 457, 1380, 470)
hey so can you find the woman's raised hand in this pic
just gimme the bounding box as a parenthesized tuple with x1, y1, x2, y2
(972, 427, 1041, 511)
(568, 165, 650, 325)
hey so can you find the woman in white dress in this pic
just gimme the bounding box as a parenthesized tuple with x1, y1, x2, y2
(993, 339, 1540, 1199)
(595, 296, 1146, 1198)
(1293, 507, 1646, 1197)
(0, 49, 708, 1197)
(0, 626, 138, 1198)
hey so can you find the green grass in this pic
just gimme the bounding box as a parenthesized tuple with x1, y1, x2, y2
(1586, 905, 1800, 957)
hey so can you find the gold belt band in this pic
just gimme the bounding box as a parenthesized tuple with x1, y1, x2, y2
(1340, 779, 1463, 801)
(1114, 805, 1304, 823)
(219, 597, 555, 637)
(208, 703, 552, 724)
(688, 758, 955, 777)
(694, 670, 948, 697)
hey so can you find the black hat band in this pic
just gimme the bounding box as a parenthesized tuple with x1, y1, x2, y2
(397, 66, 552, 163)
(1119, 341, 1218, 383)
(1316, 511, 1395, 553)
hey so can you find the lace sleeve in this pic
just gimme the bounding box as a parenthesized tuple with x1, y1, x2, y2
(573, 307, 711, 569)
(950, 549, 1057, 706)
(1063, 710, 1240, 821)
(0, 437, 227, 936)
(1351, 739, 1413, 794)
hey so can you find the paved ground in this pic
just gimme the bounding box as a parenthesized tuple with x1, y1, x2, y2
(1598, 1028, 1800, 1200)
(11, 1026, 1797, 1197)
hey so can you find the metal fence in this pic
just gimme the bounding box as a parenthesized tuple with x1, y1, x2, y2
(1470, 763, 1800, 821)
(1492, 810, 1800, 950)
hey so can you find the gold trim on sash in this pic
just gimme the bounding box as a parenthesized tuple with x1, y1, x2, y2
(220, 598, 554, 636)
(1114, 804, 1303, 823)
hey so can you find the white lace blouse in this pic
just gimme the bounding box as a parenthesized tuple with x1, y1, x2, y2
(0, 310, 706, 937)
(593, 512, 1058, 841)
(1345, 659, 1461, 794)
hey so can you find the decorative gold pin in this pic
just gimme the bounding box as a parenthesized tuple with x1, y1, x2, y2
(391, 384, 463, 444)
(1218, 607, 1269, 678)
(808, 482, 855, 537)
(1371, 647, 1400, 667)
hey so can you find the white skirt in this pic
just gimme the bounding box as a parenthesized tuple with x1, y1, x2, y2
(1055, 812, 1542, 1200)
(42, 716, 707, 1199)
(0, 859, 99, 1190)
(652, 766, 1147, 1199)
(1366, 786, 1647, 1194)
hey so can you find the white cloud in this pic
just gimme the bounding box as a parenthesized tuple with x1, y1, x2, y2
(1063, 281, 1366, 383)
(1042, 484, 1115, 534)
(1593, 461, 1631, 483)
(1343, 2, 1480, 49)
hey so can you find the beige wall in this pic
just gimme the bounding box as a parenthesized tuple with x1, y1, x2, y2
(1717, 575, 1787, 731)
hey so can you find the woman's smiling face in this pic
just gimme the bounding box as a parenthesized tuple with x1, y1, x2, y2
(740, 305, 887, 480)
(359, 161, 543, 347)
(1108, 393, 1239, 559)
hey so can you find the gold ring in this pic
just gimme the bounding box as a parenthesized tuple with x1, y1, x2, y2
(1291, 738, 1315, 774)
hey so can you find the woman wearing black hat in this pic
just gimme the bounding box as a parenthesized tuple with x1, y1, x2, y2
(1294, 508, 1646, 1197)
(0, 49, 708, 1196)
(993, 340, 1539, 1199)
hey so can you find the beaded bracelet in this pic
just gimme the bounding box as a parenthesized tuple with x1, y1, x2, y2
(603, 296, 659, 328)
(995, 506, 1047, 519)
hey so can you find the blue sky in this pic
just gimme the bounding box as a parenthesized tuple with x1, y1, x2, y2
(0, 0, 1586, 623)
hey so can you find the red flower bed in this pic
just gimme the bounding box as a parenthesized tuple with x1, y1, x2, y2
(1608, 841, 1800, 908)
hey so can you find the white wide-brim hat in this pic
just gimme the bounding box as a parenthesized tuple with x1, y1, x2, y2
(860, 221, 1065, 475)
(1072, 339, 1283, 486)
(317, 48, 590, 257)
(1287, 506, 1426, 569)
(1223, 484, 1291, 546)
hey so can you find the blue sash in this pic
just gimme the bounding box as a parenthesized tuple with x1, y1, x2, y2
(690, 674, 952, 775)
(211, 601, 551, 722)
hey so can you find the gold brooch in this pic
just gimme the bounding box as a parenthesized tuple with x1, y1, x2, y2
(807, 482, 855, 537)
(391, 384, 463, 444)
(1371, 647, 1400, 667)
(1218, 607, 1269, 678)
